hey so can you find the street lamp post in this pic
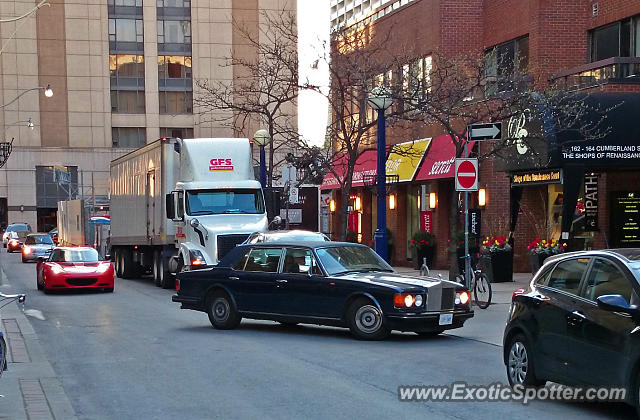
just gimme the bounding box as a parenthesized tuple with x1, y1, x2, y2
(0, 85, 53, 109)
(253, 129, 270, 188)
(367, 87, 393, 261)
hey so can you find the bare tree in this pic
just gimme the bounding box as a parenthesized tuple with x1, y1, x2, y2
(194, 8, 299, 187)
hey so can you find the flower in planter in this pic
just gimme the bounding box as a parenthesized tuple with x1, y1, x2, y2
(410, 232, 435, 250)
(527, 238, 567, 255)
(480, 235, 512, 254)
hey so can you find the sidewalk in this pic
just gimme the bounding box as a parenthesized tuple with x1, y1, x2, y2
(0, 270, 77, 419)
(393, 266, 533, 346)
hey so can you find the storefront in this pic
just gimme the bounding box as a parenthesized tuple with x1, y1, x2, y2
(496, 93, 640, 270)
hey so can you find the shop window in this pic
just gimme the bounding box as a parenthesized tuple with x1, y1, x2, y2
(589, 16, 640, 62)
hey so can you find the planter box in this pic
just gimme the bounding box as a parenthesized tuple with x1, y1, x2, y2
(482, 250, 513, 283)
(529, 253, 546, 275)
(413, 246, 435, 270)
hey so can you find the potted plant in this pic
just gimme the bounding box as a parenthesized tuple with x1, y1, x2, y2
(527, 238, 567, 274)
(345, 230, 359, 243)
(410, 231, 436, 270)
(480, 235, 513, 283)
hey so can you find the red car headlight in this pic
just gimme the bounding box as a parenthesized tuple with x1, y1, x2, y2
(97, 262, 112, 273)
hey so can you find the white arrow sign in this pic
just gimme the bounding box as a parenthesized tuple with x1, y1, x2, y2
(469, 123, 502, 141)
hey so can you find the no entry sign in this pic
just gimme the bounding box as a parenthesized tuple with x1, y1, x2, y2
(455, 158, 478, 191)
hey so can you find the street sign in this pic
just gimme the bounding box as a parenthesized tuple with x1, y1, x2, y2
(469, 122, 502, 141)
(455, 158, 478, 191)
(289, 186, 299, 204)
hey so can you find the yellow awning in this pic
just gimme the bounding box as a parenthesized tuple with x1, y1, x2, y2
(385, 138, 431, 182)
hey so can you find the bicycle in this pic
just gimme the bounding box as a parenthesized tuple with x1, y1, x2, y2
(0, 291, 26, 377)
(419, 257, 430, 277)
(455, 256, 492, 309)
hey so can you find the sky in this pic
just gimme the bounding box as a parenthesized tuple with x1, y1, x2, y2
(297, 1, 330, 147)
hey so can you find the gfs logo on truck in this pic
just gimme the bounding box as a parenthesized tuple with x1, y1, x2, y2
(209, 158, 234, 171)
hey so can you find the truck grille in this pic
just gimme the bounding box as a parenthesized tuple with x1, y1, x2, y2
(66, 278, 97, 286)
(217, 234, 249, 260)
(441, 288, 454, 310)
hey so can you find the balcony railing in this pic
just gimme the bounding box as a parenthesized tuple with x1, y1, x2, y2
(551, 57, 640, 89)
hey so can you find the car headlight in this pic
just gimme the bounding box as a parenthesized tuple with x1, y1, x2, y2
(49, 263, 64, 274)
(455, 291, 470, 306)
(394, 293, 423, 308)
(22, 246, 31, 255)
(97, 262, 112, 273)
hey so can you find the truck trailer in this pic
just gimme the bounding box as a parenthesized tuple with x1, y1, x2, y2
(110, 137, 268, 288)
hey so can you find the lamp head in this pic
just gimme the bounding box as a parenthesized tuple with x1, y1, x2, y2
(367, 86, 393, 110)
(27, 118, 34, 129)
(253, 129, 270, 147)
(44, 84, 53, 98)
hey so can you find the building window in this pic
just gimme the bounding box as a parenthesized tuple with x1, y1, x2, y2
(110, 54, 144, 78)
(112, 127, 146, 148)
(159, 91, 193, 114)
(589, 16, 640, 62)
(109, 18, 143, 43)
(158, 55, 192, 79)
(111, 90, 145, 114)
(484, 36, 529, 95)
(160, 127, 194, 138)
(157, 0, 190, 7)
(35, 166, 78, 208)
(157, 20, 191, 44)
(108, 0, 142, 5)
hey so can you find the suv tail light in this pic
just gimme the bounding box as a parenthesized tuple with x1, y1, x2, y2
(175, 278, 180, 291)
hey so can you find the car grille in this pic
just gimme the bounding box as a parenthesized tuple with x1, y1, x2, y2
(441, 288, 455, 310)
(66, 278, 97, 286)
(217, 234, 249, 260)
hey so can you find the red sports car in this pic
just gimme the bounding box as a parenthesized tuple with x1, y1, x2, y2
(37, 247, 114, 293)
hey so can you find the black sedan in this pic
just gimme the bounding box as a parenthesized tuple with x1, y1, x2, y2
(242, 230, 331, 244)
(503, 249, 640, 410)
(173, 242, 473, 340)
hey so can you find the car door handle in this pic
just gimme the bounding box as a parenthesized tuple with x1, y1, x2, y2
(276, 279, 288, 284)
(228, 276, 239, 281)
(566, 310, 586, 326)
(571, 310, 586, 319)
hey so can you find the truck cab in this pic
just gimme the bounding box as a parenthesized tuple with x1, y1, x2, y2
(166, 138, 268, 270)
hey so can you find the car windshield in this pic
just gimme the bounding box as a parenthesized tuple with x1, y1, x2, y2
(186, 189, 265, 216)
(316, 246, 393, 275)
(26, 235, 54, 245)
(50, 249, 99, 262)
(7, 224, 28, 232)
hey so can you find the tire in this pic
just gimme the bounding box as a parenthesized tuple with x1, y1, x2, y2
(153, 250, 162, 287)
(416, 329, 444, 338)
(157, 251, 174, 289)
(114, 249, 123, 278)
(21, 257, 26, 263)
(121, 248, 135, 279)
(207, 291, 241, 330)
(346, 297, 390, 340)
(0, 335, 6, 378)
(474, 273, 492, 309)
(506, 333, 545, 387)
(37, 277, 43, 290)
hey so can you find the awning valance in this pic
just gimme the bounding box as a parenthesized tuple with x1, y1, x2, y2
(385, 138, 431, 182)
(321, 150, 377, 190)
(416, 134, 474, 181)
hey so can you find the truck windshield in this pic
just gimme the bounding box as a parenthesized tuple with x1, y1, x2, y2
(186, 189, 265, 215)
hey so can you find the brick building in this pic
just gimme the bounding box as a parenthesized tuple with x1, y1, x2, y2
(323, 0, 640, 272)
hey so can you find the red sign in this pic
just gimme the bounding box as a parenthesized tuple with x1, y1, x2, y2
(455, 158, 478, 191)
(420, 211, 433, 233)
(209, 158, 234, 171)
(415, 134, 475, 181)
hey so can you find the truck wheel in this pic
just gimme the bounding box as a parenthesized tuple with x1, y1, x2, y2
(153, 250, 162, 287)
(121, 249, 135, 279)
(158, 255, 174, 290)
(114, 249, 123, 278)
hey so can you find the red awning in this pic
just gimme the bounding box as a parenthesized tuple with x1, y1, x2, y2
(415, 134, 474, 181)
(321, 150, 377, 190)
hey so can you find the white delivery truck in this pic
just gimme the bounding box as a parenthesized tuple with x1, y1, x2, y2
(110, 137, 268, 288)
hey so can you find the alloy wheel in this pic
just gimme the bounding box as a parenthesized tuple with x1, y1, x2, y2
(508, 341, 529, 384)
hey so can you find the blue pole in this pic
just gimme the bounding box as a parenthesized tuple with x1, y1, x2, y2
(374, 108, 388, 261)
(259, 145, 266, 188)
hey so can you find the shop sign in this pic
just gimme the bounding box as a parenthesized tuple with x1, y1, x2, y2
(280, 209, 302, 224)
(611, 192, 640, 247)
(469, 209, 481, 236)
(420, 211, 433, 233)
(584, 173, 599, 231)
(511, 169, 562, 186)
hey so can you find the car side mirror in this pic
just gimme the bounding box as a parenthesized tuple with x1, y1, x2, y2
(596, 294, 638, 314)
(105, 254, 112, 261)
(298, 265, 311, 275)
(165, 193, 175, 219)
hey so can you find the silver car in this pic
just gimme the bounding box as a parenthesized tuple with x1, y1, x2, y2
(21, 233, 55, 263)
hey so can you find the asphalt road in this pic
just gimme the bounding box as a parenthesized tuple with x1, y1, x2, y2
(0, 249, 635, 420)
